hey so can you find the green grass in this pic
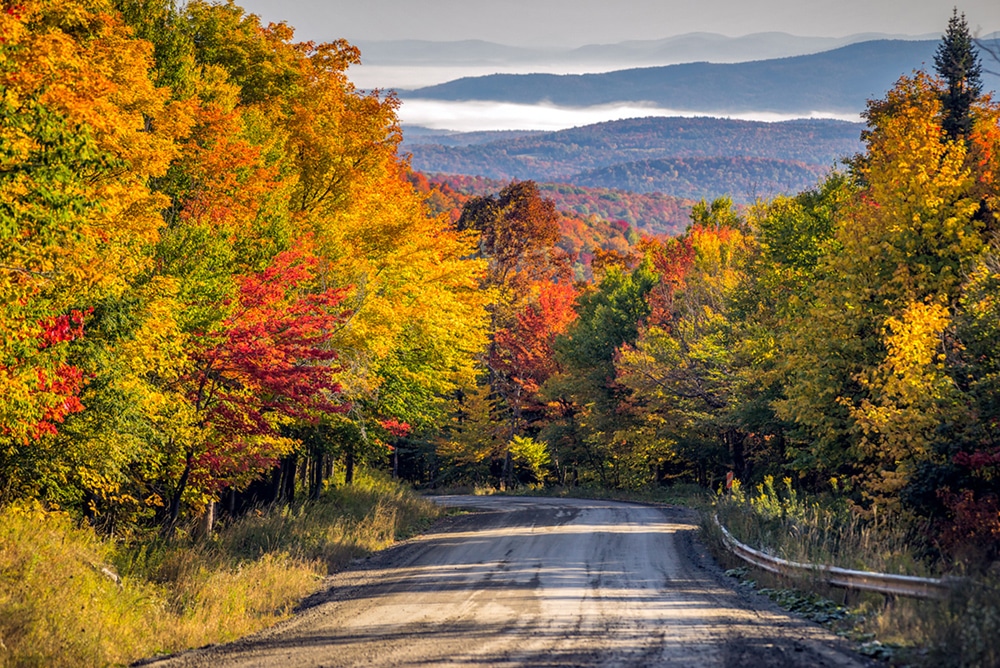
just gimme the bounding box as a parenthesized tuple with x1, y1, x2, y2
(0, 470, 441, 668)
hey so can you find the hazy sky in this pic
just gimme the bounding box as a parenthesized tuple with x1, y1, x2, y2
(235, 0, 1000, 47)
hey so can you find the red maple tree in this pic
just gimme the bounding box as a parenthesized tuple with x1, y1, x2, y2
(167, 244, 349, 523)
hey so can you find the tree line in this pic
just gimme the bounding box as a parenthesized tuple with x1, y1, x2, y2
(0, 0, 487, 534)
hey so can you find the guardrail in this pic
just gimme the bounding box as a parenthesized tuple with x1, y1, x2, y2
(714, 515, 959, 599)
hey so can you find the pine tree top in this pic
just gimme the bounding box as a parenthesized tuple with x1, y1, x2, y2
(934, 8, 983, 139)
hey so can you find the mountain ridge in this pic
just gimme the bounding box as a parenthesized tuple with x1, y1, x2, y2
(400, 39, 1000, 114)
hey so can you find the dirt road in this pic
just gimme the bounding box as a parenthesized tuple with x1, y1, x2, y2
(146, 496, 870, 667)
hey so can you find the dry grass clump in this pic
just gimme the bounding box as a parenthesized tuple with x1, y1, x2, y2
(0, 470, 441, 667)
(857, 577, 1000, 667)
(0, 503, 165, 667)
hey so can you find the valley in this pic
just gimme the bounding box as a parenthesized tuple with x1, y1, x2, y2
(404, 116, 863, 204)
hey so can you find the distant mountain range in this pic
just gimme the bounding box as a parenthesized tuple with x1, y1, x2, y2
(357, 32, 947, 67)
(355, 32, 1000, 91)
(401, 40, 1000, 115)
(403, 116, 863, 203)
(396, 35, 1000, 204)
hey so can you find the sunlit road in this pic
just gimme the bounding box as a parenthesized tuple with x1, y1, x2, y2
(148, 496, 868, 667)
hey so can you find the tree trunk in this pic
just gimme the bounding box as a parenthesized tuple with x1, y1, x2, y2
(505, 449, 514, 490)
(310, 453, 324, 500)
(164, 456, 193, 536)
(194, 500, 215, 540)
(267, 464, 283, 505)
(298, 452, 308, 490)
(283, 453, 297, 503)
(728, 429, 747, 481)
(345, 444, 355, 485)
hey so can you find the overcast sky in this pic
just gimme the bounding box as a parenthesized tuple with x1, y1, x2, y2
(234, 0, 1000, 47)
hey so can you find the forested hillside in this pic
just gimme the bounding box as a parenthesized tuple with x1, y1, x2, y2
(406, 116, 862, 203)
(572, 156, 828, 201)
(408, 116, 862, 174)
(0, 0, 487, 529)
(410, 173, 693, 236)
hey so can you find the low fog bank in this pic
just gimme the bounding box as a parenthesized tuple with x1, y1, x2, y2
(397, 99, 863, 133)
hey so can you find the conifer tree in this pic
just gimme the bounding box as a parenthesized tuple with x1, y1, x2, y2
(934, 8, 983, 140)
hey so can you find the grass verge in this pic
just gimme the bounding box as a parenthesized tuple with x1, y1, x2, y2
(0, 470, 441, 668)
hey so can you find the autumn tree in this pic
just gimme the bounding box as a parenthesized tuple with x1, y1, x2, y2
(458, 180, 564, 300)
(724, 176, 853, 482)
(544, 260, 658, 488)
(435, 383, 502, 486)
(161, 246, 347, 529)
(770, 68, 998, 513)
(0, 0, 488, 528)
(616, 200, 753, 486)
(134, 0, 488, 495)
(454, 180, 568, 487)
(492, 282, 578, 434)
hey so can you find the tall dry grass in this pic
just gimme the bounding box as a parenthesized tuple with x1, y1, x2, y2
(0, 469, 441, 667)
(714, 476, 931, 576)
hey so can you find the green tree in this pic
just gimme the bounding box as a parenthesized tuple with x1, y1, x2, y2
(543, 260, 658, 488)
(935, 8, 983, 140)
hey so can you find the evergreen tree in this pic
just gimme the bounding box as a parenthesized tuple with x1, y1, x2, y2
(934, 8, 983, 140)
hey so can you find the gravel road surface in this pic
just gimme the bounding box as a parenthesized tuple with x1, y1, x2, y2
(144, 496, 871, 667)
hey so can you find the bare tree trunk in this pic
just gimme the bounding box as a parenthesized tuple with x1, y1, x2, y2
(194, 501, 215, 540)
(727, 429, 748, 480)
(283, 453, 297, 503)
(310, 453, 325, 500)
(500, 450, 512, 491)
